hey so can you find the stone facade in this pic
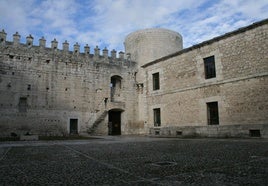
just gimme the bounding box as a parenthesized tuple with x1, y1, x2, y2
(133, 19, 268, 138)
(0, 35, 138, 137)
(0, 19, 267, 138)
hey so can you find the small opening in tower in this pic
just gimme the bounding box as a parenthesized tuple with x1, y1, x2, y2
(46, 60, 50, 63)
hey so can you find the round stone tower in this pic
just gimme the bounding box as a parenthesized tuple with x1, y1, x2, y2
(124, 28, 183, 67)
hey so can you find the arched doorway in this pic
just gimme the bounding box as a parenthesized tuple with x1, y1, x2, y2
(110, 75, 122, 102)
(108, 109, 123, 135)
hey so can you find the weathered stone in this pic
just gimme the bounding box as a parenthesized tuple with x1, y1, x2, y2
(0, 19, 267, 138)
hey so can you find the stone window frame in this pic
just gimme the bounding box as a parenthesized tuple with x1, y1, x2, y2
(152, 72, 160, 90)
(68, 117, 79, 134)
(199, 96, 222, 126)
(204, 56, 216, 79)
(207, 101, 219, 125)
(153, 108, 161, 127)
(196, 49, 223, 84)
(110, 74, 124, 102)
(148, 68, 163, 93)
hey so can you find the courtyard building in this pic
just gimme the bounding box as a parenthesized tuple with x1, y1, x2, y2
(0, 19, 267, 138)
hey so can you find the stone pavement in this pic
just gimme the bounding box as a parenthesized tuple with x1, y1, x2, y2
(0, 136, 267, 185)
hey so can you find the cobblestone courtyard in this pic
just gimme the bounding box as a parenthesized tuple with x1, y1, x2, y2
(0, 136, 267, 185)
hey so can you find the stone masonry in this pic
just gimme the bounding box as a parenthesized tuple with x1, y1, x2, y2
(0, 33, 138, 137)
(134, 19, 268, 138)
(0, 19, 267, 138)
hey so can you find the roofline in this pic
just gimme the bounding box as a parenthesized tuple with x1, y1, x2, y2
(141, 18, 268, 68)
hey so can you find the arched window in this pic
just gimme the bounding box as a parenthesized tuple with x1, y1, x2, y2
(110, 75, 122, 102)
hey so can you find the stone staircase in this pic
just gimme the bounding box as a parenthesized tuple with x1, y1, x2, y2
(87, 111, 108, 134)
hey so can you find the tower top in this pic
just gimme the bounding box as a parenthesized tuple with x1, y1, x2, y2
(124, 28, 183, 67)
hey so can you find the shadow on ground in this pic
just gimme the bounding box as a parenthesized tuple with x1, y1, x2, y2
(0, 137, 267, 185)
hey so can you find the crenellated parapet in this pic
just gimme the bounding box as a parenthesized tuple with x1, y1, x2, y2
(0, 30, 133, 66)
(39, 36, 46, 48)
(0, 29, 7, 46)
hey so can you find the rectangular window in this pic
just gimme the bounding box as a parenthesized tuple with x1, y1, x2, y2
(152, 72, 160, 90)
(204, 56, 216, 79)
(207, 102, 219, 125)
(18, 97, 27, 112)
(153, 108, 161, 127)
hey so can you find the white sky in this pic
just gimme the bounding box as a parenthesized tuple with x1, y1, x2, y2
(0, 0, 267, 53)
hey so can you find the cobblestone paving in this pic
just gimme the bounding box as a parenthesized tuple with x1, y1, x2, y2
(0, 137, 268, 185)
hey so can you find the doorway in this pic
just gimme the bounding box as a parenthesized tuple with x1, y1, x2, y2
(207, 102, 219, 125)
(108, 110, 122, 135)
(110, 75, 122, 102)
(70, 119, 78, 134)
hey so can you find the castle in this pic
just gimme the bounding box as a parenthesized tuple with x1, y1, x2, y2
(0, 19, 267, 138)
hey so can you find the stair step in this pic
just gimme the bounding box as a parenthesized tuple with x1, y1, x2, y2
(88, 111, 108, 134)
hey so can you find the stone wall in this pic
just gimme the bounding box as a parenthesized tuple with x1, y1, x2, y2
(0, 19, 267, 138)
(0, 36, 139, 137)
(141, 20, 268, 137)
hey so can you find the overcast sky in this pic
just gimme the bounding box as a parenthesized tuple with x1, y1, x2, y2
(0, 0, 267, 53)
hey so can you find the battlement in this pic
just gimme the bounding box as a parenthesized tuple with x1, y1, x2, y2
(0, 30, 131, 63)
